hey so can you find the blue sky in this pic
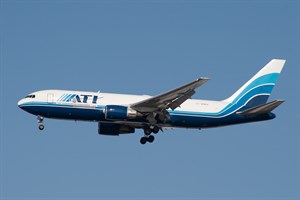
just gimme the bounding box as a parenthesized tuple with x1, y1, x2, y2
(1, 1, 299, 199)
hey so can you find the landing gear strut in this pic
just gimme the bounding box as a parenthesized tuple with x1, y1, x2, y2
(37, 115, 44, 130)
(140, 126, 159, 144)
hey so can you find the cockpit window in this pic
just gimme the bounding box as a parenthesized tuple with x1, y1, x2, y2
(25, 95, 36, 98)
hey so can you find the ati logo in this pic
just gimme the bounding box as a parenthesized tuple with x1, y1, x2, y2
(58, 94, 98, 104)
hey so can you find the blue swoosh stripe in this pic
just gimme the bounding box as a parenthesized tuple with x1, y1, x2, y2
(62, 94, 72, 102)
(19, 102, 106, 110)
(58, 94, 66, 101)
(66, 94, 76, 102)
(232, 73, 279, 104)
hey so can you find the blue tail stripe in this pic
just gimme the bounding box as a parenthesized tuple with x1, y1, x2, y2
(244, 95, 270, 108)
(232, 73, 279, 104)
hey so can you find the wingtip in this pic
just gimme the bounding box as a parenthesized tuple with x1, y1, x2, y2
(197, 77, 210, 81)
(275, 99, 285, 103)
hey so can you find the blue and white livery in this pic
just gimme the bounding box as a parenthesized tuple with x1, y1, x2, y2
(18, 59, 286, 144)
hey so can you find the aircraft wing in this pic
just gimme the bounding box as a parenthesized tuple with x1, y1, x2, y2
(236, 100, 285, 116)
(131, 77, 209, 113)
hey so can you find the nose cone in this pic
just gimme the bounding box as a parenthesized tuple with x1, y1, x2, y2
(18, 99, 25, 107)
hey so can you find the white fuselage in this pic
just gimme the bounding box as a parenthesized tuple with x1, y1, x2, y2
(18, 89, 229, 117)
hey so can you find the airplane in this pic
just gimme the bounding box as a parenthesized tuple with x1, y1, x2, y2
(18, 59, 286, 144)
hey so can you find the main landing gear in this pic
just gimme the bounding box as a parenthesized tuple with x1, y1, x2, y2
(37, 115, 44, 130)
(140, 126, 159, 145)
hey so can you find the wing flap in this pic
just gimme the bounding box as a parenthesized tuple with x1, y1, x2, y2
(131, 77, 209, 113)
(168, 89, 195, 110)
(236, 100, 285, 116)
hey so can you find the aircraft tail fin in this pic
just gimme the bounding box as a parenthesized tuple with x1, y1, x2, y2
(236, 100, 284, 116)
(223, 59, 286, 108)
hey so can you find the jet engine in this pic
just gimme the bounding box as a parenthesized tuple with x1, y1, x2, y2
(104, 105, 140, 120)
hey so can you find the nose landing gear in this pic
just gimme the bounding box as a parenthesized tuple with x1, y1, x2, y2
(37, 115, 44, 130)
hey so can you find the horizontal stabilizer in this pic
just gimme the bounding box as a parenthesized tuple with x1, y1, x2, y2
(236, 100, 285, 116)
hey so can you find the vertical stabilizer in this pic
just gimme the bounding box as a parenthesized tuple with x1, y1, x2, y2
(223, 59, 286, 108)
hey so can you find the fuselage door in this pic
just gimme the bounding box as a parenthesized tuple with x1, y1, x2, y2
(47, 93, 54, 103)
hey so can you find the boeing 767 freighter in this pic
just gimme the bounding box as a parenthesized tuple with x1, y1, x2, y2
(18, 59, 285, 144)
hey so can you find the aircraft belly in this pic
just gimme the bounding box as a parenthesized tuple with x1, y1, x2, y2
(167, 115, 236, 128)
(167, 113, 275, 128)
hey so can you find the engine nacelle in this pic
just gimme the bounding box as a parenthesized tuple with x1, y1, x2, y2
(104, 105, 139, 120)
